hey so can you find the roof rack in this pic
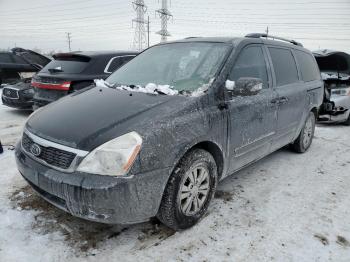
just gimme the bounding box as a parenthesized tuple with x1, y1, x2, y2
(245, 33, 303, 47)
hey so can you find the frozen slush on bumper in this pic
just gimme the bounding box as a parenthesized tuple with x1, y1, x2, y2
(15, 141, 171, 224)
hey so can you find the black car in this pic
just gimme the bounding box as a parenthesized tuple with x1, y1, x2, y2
(32, 51, 138, 108)
(1, 48, 51, 109)
(16, 34, 323, 230)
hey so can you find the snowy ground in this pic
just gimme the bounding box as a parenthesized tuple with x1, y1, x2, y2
(1, 88, 350, 262)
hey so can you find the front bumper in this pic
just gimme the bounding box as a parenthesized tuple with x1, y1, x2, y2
(2, 95, 33, 109)
(15, 143, 171, 224)
(318, 95, 350, 123)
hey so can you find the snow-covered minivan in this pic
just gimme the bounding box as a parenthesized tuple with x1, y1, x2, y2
(15, 34, 323, 230)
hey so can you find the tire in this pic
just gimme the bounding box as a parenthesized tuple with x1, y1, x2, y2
(290, 112, 316, 153)
(343, 114, 350, 126)
(157, 149, 218, 230)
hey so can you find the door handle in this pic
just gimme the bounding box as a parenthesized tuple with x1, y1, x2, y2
(270, 97, 289, 105)
(279, 97, 289, 104)
(218, 102, 228, 110)
(270, 98, 279, 104)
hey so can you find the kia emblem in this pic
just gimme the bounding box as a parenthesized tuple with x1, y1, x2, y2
(30, 143, 41, 157)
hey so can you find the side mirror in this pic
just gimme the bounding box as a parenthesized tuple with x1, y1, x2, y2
(226, 77, 263, 96)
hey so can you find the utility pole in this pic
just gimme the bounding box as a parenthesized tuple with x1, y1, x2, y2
(156, 0, 172, 43)
(265, 26, 269, 37)
(132, 0, 148, 51)
(66, 32, 72, 51)
(147, 15, 150, 48)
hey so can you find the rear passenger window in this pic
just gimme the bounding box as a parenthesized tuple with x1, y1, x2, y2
(269, 47, 299, 86)
(107, 56, 135, 73)
(294, 51, 321, 82)
(230, 46, 269, 89)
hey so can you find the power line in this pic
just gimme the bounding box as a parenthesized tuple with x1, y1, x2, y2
(1, 0, 130, 14)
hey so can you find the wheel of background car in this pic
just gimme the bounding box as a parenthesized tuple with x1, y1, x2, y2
(157, 149, 218, 230)
(290, 112, 316, 153)
(343, 114, 350, 126)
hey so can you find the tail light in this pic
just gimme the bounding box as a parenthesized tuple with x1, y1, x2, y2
(31, 80, 71, 91)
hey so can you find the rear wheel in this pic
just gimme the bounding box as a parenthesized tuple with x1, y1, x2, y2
(290, 112, 316, 153)
(157, 149, 218, 230)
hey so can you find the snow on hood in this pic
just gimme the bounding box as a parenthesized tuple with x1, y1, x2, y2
(94, 79, 178, 95)
(191, 78, 215, 97)
(95, 78, 215, 97)
(94, 79, 111, 88)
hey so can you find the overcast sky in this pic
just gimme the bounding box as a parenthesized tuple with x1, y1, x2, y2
(0, 0, 349, 53)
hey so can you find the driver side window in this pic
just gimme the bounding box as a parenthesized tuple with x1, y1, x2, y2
(229, 46, 269, 89)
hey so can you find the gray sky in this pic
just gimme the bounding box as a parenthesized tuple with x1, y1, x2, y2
(0, 0, 349, 53)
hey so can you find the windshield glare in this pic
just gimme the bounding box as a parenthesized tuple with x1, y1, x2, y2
(106, 42, 230, 92)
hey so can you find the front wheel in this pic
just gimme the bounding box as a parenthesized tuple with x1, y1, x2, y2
(290, 112, 316, 153)
(157, 149, 218, 230)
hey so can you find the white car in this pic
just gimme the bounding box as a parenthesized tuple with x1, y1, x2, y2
(314, 50, 350, 125)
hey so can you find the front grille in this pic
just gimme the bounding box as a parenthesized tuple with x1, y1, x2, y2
(2, 88, 19, 99)
(22, 133, 76, 169)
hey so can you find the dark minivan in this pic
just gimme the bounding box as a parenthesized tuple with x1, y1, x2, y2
(16, 34, 323, 230)
(32, 51, 138, 108)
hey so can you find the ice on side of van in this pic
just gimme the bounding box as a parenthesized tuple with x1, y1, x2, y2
(251, 83, 263, 92)
(94, 79, 111, 88)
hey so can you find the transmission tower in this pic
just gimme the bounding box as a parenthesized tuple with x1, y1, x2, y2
(132, 0, 148, 51)
(156, 0, 172, 42)
(66, 32, 72, 51)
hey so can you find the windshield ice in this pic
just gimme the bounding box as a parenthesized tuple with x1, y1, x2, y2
(105, 42, 230, 94)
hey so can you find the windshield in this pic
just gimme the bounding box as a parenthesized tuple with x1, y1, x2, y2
(41, 59, 89, 74)
(106, 42, 230, 92)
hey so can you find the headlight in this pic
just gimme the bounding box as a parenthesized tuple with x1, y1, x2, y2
(76, 132, 142, 176)
(331, 87, 350, 96)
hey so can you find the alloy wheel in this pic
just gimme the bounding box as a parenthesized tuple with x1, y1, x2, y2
(178, 165, 210, 216)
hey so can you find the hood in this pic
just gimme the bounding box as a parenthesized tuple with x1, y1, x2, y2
(11, 48, 51, 70)
(26, 87, 187, 151)
(313, 49, 350, 78)
(0, 47, 51, 73)
(4, 79, 32, 90)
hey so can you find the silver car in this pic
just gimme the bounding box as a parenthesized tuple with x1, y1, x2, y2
(314, 50, 350, 125)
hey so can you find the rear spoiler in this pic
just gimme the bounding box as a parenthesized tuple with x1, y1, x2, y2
(53, 53, 91, 62)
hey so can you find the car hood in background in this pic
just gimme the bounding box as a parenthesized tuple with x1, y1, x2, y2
(26, 87, 187, 151)
(0, 47, 51, 72)
(313, 49, 350, 79)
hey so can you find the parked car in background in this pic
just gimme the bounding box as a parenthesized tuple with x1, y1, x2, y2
(1, 48, 51, 109)
(314, 50, 350, 125)
(16, 34, 323, 230)
(32, 51, 138, 108)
